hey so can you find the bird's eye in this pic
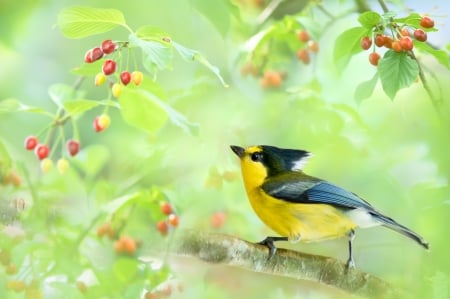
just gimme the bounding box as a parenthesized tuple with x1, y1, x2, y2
(251, 152, 263, 162)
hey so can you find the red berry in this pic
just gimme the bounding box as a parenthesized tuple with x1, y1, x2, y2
(391, 41, 402, 52)
(66, 140, 80, 157)
(156, 220, 169, 235)
(369, 52, 381, 66)
(296, 49, 310, 64)
(414, 29, 427, 42)
(297, 30, 310, 42)
(399, 36, 413, 51)
(102, 59, 116, 75)
(360, 36, 372, 50)
(93, 115, 111, 132)
(120, 71, 131, 85)
(91, 47, 104, 61)
(420, 16, 435, 28)
(374, 34, 385, 47)
(35, 144, 49, 160)
(160, 202, 173, 215)
(101, 39, 116, 54)
(84, 49, 93, 63)
(25, 136, 38, 150)
(84, 48, 103, 63)
(168, 214, 179, 227)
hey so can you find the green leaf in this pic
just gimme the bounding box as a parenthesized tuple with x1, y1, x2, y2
(119, 85, 198, 135)
(172, 41, 229, 87)
(63, 99, 100, 116)
(135, 26, 171, 43)
(414, 41, 450, 69)
(189, 0, 230, 36)
(378, 50, 419, 100)
(102, 192, 140, 215)
(333, 26, 369, 70)
(0, 141, 12, 173)
(118, 86, 169, 134)
(71, 145, 110, 178)
(0, 98, 53, 117)
(358, 11, 382, 28)
(113, 258, 139, 283)
(129, 33, 173, 74)
(71, 60, 104, 76)
(48, 83, 76, 107)
(58, 6, 128, 39)
(354, 72, 379, 103)
(0, 98, 20, 113)
(394, 13, 438, 32)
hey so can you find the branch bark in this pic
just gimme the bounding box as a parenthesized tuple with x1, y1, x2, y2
(172, 230, 405, 299)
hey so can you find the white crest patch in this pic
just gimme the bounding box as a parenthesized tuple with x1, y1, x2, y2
(291, 153, 313, 171)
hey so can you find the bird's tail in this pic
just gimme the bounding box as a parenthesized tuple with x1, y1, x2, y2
(370, 212, 429, 250)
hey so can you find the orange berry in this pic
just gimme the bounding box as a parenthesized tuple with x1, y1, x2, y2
(307, 40, 319, 53)
(391, 41, 402, 52)
(374, 34, 385, 47)
(383, 36, 393, 49)
(160, 202, 173, 215)
(399, 36, 413, 51)
(168, 214, 179, 227)
(360, 36, 372, 50)
(420, 16, 434, 28)
(156, 220, 169, 235)
(120, 236, 137, 254)
(211, 211, 227, 228)
(260, 71, 282, 88)
(296, 49, 310, 64)
(369, 52, 381, 66)
(400, 28, 410, 36)
(131, 71, 143, 86)
(297, 30, 310, 42)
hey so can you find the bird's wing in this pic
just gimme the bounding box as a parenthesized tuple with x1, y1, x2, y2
(262, 177, 374, 211)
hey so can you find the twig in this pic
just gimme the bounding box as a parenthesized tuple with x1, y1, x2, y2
(172, 230, 406, 299)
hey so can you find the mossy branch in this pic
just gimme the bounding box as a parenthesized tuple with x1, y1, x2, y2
(172, 230, 406, 299)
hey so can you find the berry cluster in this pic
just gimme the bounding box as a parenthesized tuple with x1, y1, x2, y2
(85, 39, 143, 98)
(156, 202, 179, 236)
(361, 15, 435, 66)
(296, 30, 319, 65)
(241, 28, 319, 89)
(24, 135, 80, 174)
(114, 235, 137, 255)
(2, 250, 43, 296)
(96, 222, 139, 255)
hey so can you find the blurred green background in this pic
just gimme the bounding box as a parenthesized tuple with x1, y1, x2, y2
(1, 0, 449, 298)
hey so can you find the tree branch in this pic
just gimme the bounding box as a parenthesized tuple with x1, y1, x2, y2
(172, 230, 405, 298)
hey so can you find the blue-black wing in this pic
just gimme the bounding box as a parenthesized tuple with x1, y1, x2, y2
(262, 175, 375, 211)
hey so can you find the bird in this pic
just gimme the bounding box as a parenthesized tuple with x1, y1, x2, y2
(230, 145, 429, 268)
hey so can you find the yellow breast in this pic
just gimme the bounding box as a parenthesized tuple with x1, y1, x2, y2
(246, 187, 356, 242)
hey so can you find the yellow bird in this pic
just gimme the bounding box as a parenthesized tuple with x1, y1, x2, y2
(230, 145, 429, 268)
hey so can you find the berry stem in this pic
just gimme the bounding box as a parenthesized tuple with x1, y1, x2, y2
(377, 0, 389, 13)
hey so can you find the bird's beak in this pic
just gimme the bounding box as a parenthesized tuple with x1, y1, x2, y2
(230, 145, 245, 158)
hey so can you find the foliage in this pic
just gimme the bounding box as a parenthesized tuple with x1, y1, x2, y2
(1, 1, 450, 299)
